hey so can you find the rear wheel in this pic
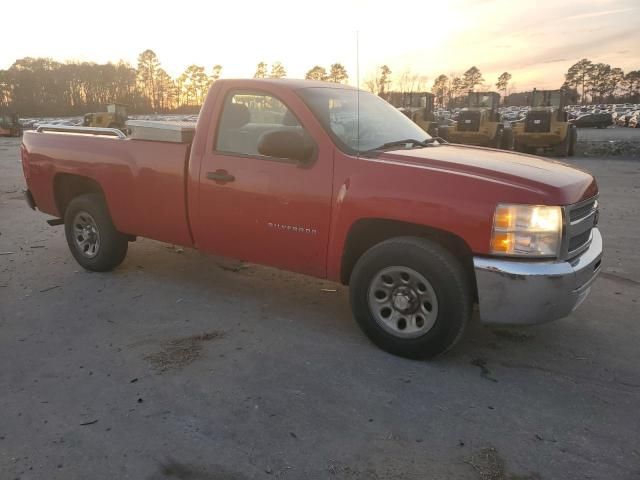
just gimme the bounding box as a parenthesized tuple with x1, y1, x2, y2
(349, 237, 472, 359)
(64, 193, 128, 272)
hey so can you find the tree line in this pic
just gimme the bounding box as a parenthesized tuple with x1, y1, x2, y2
(1, 50, 638, 116)
(368, 61, 639, 108)
(0, 50, 350, 117)
(364, 65, 513, 108)
(564, 58, 640, 105)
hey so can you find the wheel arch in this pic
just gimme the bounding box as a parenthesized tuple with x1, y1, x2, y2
(340, 218, 477, 297)
(53, 173, 105, 218)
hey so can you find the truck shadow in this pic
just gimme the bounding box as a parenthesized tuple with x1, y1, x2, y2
(148, 460, 248, 480)
(108, 239, 633, 390)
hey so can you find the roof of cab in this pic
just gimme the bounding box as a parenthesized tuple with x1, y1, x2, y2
(217, 78, 357, 90)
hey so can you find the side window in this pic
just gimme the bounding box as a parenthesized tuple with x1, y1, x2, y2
(215, 92, 304, 156)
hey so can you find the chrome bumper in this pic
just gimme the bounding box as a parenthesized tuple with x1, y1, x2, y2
(473, 228, 603, 325)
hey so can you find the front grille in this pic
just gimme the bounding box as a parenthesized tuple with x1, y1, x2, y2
(569, 230, 591, 252)
(570, 200, 596, 222)
(525, 111, 551, 133)
(457, 111, 480, 132)
(564, 197, 598, 258)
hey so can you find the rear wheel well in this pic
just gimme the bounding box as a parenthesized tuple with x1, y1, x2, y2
(53, 174, 104, 218)
(341, 219, 476, 296)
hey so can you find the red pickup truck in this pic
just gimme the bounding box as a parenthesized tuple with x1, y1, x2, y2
(20, 79, 602, 358)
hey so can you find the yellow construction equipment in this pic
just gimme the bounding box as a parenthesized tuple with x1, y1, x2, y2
(511, 89, 577, 156)
(0, 112, 21, 137)
(439, 92, 512, 149)
(409, 93, 439, 136)
(83, 104, 128, 131)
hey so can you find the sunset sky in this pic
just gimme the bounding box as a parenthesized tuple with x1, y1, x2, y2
(3, 0, 638, 91)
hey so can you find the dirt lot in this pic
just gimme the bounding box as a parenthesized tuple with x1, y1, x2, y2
(1, 136, 639, 479)
(576, 127, 640, 157)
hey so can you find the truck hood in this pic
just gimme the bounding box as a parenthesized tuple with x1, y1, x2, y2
(380, 144, 598, 204)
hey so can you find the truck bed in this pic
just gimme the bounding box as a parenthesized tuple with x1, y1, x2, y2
(21, 130, 194, 247)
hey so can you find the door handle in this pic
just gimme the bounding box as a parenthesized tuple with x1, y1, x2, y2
(206, 170, 235, 183)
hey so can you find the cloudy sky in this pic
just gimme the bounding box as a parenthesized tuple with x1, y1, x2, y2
(3, 0, 638, 91)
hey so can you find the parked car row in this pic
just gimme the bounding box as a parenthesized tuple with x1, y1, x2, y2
(428, 102, 640, 130)
(614, 109, 640, 127)
(567, 103, 640, 129)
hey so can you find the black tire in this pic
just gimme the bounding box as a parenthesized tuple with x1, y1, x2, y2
(553, 130, 570, 157)
(64, 193, 128, 272)
(501, 127, 514, 150)
(567, 126, 577, 156)
(437, 125, 450, 141)
(349, 237, 472, 359)
(491, 127, 503, 149)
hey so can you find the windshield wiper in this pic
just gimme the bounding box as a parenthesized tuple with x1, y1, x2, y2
(364, 138, 437, 153)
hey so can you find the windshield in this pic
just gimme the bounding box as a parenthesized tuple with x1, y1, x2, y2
(297, 87, 431, 154)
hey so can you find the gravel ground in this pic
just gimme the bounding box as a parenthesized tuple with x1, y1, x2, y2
(576, 126, 640, 142)
(1, 136, 639, 480)
(575, 127, 640, 157)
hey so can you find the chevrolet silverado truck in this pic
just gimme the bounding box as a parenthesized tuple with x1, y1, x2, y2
(20, 79, 603, 359)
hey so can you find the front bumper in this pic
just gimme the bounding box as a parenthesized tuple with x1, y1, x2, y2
(473, 228, 603, 325)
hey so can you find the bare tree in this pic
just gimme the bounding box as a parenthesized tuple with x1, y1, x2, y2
(137, 49, 162, 110)
(495, 72, 512, 101)
(462, 66, 484, 92)
(432, 74, 449, 108)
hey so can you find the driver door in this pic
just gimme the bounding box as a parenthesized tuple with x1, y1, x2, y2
(196, 90, 333, 278)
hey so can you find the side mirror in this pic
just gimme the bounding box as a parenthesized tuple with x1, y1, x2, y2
(257, 130, 313, 164)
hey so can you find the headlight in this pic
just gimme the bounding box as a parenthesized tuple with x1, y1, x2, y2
(490, 204, 562, 257)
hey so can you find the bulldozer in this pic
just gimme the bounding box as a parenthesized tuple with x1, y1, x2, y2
(0, 112, 21, 137)
(409, 92, 439, 136)
(83, 103, 128, 131)
(439, 92, 512, 149)
(511, 89, 577, 156)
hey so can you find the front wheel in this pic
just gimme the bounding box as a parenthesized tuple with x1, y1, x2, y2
(349, 237, 472, 359)
(64, 193, 128, 271)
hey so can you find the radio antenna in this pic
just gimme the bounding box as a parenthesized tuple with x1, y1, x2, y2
(356, 30, 360, 157)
